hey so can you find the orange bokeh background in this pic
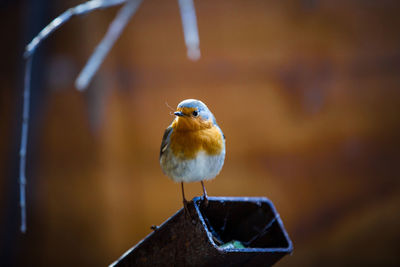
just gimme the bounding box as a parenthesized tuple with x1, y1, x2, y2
(1, 0, 400, 266)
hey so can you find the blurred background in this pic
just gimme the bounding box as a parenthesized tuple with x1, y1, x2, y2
(1, 0, 400, 266)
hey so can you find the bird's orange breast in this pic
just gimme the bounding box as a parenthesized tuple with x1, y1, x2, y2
(170, 118, 223, 159)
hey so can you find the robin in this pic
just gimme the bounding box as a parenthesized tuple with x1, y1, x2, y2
(160, 99, 226, 210)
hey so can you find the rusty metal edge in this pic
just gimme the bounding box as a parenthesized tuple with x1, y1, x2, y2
(109, 196, 293, 266)
(109, 207, 183, 267)
(192, 196, 293, 254)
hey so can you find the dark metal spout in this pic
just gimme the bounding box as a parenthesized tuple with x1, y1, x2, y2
(110, 196, 293, 266)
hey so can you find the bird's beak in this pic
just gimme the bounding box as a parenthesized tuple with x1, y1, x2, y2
(174, 111, 184, 117)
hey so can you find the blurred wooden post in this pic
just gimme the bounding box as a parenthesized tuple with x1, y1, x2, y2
(110, 196, 293, 267)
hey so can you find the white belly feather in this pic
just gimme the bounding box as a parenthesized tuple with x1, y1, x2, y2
(160, 149, 225, 183)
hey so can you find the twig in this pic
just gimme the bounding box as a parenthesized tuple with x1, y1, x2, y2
(177, 0, 201, 60)
(24, 0, 127, 59)
(75, 0, 143, 91)
(20, 0, 128, 234)
(19, 57, 33, 233)
(19, 0, 200, 233)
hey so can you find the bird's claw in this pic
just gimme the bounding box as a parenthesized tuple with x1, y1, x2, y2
(183, 199, 190, 217)
(203, 195, 209, 207)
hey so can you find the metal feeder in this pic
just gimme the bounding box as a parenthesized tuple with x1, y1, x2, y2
(110, 196, 293, 266)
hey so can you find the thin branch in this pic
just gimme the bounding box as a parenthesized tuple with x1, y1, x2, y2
(24, 0, 127, 58)
(19, 0, 199, 233)
(19, 57, 33, 233)
(20, 0, 127, 234)
(177, 0, 201, 61)
(75, 0, 143, 91)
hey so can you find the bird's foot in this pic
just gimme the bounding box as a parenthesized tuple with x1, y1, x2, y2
(183, 199, 190, 217)
(203, 195, 209, 207)
(200, 181, 209, 207)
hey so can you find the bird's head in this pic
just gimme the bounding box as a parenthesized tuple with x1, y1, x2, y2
(172, 99, 216, 131)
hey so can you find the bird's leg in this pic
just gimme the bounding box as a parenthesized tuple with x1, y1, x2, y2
(181, 182, 190, 216)
(201, 181, 209, 207)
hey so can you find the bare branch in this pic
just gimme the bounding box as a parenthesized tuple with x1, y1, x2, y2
(178, 0, 201, 61)
(24, 0, 127, 58)
(20, 0, 127, 234)
(19, 57, 33, 233)
(75, 0, 143, 91)
(19, 0, 199, 233)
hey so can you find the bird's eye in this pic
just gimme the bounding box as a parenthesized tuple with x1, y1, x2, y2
(192, 110, 199, 117)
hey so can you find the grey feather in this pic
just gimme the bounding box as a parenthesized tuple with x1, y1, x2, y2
(160, 126, 173, 158)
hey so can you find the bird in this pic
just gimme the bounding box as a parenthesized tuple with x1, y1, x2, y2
(160, 99, 226, 210)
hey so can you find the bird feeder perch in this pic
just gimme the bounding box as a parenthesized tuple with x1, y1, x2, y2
(110, 196, 293, 266)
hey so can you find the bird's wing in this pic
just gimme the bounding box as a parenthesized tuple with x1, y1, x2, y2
(160, 126, 173, 158)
